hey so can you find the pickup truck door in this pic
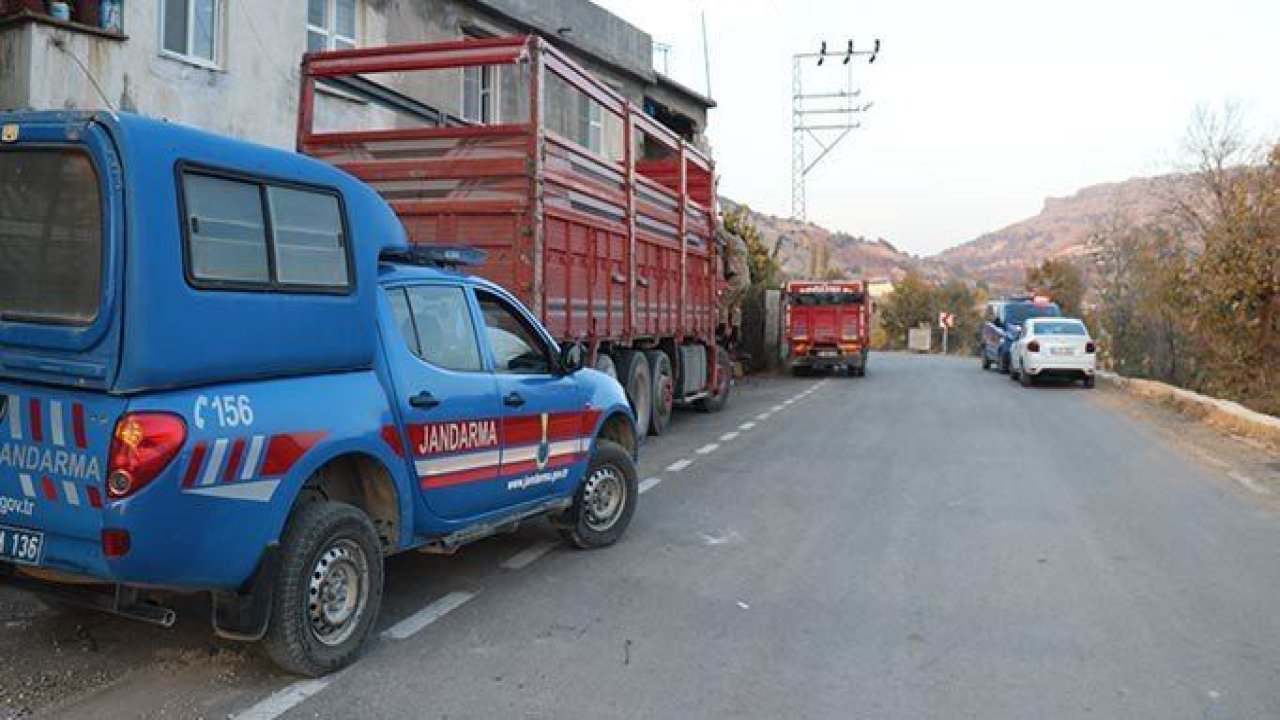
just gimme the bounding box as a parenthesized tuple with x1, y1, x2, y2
(473, 288, 589, 503)
(382, 284, 506, 521)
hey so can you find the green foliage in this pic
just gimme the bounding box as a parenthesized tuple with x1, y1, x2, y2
(724, 204, 782, 288)
(1024, 258, 1085, 316)
(877, 273, 984, 354)
(1092, 112, 1278, 415)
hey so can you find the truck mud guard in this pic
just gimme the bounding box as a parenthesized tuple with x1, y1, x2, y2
(212, 542, 281, 641)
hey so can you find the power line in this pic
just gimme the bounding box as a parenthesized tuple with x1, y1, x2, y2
(791, 38, 880, 222)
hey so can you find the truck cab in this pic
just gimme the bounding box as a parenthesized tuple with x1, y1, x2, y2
(980, 295, 1063, 373)
(783, 281, 871, 377)
(0, 111, 638, 676)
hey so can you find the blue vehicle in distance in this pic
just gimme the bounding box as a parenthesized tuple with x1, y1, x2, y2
(0, 111, 639, 676)
(980, 295, 1063, 374)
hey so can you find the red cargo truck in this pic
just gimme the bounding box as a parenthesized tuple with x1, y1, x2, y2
(783, 280, 871, 377)
(297, 36, 731, 438)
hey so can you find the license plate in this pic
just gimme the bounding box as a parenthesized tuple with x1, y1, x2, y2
(1050, 347, 1074, 356)
(818, 350, 837, 357)
(0, 525, 44, 566)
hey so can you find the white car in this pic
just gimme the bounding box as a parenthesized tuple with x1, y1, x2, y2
(1010, 317, 1097, 388)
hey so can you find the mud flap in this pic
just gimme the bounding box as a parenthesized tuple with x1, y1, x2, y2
(212, 543, 280, 642)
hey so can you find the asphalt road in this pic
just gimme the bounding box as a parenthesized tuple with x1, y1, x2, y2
(10, 353, 1280, 719)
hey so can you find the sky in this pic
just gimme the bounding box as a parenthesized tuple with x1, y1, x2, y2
(594, 0, 1280, 257)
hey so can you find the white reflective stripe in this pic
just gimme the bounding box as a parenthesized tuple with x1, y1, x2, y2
(6, 394, 21, 441)
(504, 440, 583, 465)
(18, 473, 35, 498)
(549, 439, 581, 457)
(415, 449, 501, 477)
(201, 438, 229, 486)
(187, 479, 280, 503)
(48, 400, 65, 447)
(503, 445, 539, 464)
(61, 481, 80, 506)
(241, 435, 265, 481)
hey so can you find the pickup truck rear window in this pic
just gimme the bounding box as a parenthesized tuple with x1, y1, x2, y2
(0, 149, 102, 325)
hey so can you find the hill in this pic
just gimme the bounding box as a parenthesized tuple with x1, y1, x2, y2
(719, 198, 955, 283)
(932, 174, 1197, 292)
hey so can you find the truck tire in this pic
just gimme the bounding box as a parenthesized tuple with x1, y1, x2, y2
(645, 350, 674, 436)
(593, 352, 617, 381)
(262, 501, 384, 677)
(615, 350, 652, 438)
(981, 352, 991, 371)
(695, 347, 732, 413)
(559, 439, 638, 549)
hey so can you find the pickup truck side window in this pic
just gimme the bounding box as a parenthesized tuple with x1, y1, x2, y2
(183, 173, 271, 284)
(385, 287, 420, 356)
(475, 289, 552, 375)
(403, 285, 482, 373)
(266, 186, 348, 287)
(181, 167, 351, 292)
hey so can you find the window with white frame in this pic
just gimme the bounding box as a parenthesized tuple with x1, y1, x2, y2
(308, 0, 357, 52)
(462, 65, 499, 124)
(161, 0, 218, 65)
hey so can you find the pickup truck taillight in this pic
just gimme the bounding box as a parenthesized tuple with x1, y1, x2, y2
(1027, 340, 1041, 353)
(106, 413, 187, 499)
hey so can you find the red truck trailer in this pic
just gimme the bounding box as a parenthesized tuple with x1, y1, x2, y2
(297, 36, 731, 438)
(783, 280, 871, 377)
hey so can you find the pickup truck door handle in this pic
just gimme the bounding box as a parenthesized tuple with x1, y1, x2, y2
(409, 390, 440, 409)
(503, 392, 526, 408)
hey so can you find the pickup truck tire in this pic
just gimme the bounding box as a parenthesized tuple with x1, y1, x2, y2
(695, 347, 732, 413)
(615, 350, 652, 437)
(1082, 376, 1095, 389)
(560, 440, 638, 549)
(263, 501, 384, 677)
(646, 350, 674, 436)
(981, 352, 991, 370)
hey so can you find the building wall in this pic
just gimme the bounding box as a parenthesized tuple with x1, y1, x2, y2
(0, 1, 709, 152)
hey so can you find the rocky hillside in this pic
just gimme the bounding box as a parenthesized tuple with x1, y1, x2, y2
(719, 198, 954, 283)
(933, 174, 1197, 292)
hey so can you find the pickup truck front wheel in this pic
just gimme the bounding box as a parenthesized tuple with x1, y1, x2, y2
(263, 501, 384, 677)
(560, 440, 638, 549)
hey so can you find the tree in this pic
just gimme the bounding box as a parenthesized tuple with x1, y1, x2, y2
(1024, 258, 1085, 316)
(936, 279, 984, 355)
(877, 272, 938, 350)
(723, 204, 782, 288)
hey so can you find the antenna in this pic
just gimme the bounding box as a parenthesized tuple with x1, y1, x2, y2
(790, 37, 881, 221)
(49, 36, 118, 119)
(700, 10, 713, 98)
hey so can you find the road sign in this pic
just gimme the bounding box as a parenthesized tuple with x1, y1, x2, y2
(938, 312, 954, 329)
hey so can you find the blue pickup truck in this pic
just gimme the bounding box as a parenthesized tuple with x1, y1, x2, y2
(980, 296, 1063, 373)
(0, 111, 639, 676)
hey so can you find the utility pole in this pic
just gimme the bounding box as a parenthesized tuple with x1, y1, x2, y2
(791, 38, 880, 222)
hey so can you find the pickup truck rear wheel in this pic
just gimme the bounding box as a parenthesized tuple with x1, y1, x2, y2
(559, 440, 638, 549)
(263, 501, 384, 677)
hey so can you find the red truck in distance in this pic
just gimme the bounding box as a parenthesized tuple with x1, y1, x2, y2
(783, 280, 872, 377)
(297, 36, 731, 439)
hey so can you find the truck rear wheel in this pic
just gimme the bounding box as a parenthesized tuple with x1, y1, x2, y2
(646, 350, 674, 435)
(695, 347, 732, 413)
(615, 350, 652, 438)
(559, 439, 638, 549)
(263, 501, 383, 677)
(593, 352, 617, 380)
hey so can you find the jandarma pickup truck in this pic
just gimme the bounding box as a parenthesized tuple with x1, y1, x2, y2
(0, 111, 640, 677)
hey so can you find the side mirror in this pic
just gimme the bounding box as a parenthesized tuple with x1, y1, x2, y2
(558, 342, 585, 375)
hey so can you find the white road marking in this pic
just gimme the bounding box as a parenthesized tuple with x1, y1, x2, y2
(719, 432, 739, 442)
(639, 476, 663, 494)
(783, 399, 795, 405)
(235, 678, 332, 720)
(740, 422, 755, 430)
(736, 601, 751, 610)
(756, 413, 770, 421)
(696, 443, 719, 455)
(382, 591, 476, 641)
(771, 404, 784, 412)
(1229, 471, 1272, 495)
(667, 459, 693, 472)
(500, 541, 556, 570)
